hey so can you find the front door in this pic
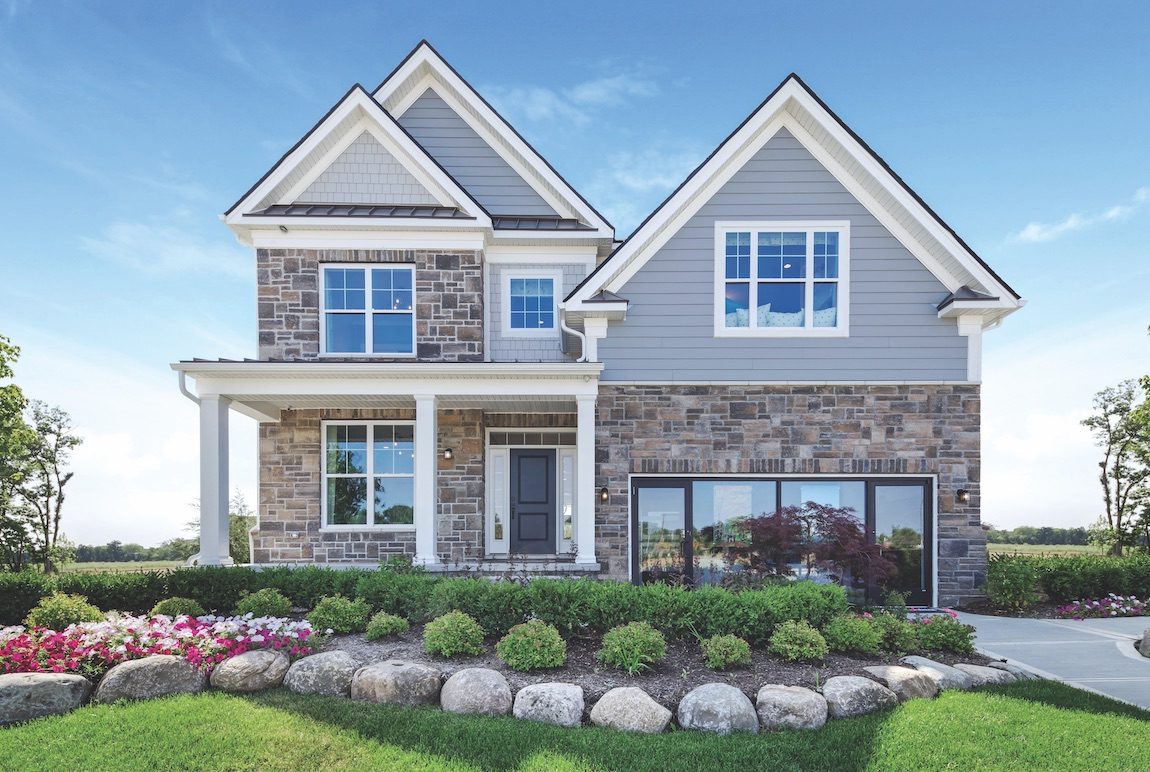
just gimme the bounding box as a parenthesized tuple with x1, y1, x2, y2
(510, 449, 556, 554)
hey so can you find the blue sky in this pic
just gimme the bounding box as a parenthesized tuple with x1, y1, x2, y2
(1, 1, 1148, 545)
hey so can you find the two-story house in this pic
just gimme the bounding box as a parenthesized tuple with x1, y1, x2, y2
(174, 41, 1022, 607)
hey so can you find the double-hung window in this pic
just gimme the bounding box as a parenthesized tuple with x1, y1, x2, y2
(323, 422, 415, 528)
(322, 265, 415, 355)
(714, 222, 849, 336)
(503, 270, 560, 337)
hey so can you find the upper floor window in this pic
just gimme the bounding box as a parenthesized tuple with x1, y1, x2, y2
(321, 265, 415, 355)
(713, 222, 849, 337)
(503, 270, 560, 337)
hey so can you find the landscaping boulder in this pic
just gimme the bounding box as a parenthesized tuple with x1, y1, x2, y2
(1139, 629, 1150, 658)
(590, 687, 671, 734)
(988, 661, 1039, 681)
(952, 663, 1016, 687)
(900, 656, 973, 690)
(821, 676, 897, 719)
(94, 655, 207, 703)
(0, 673, 92, 724)
(862, 665, 939, 702)
(351, 660, 441, 706)
(210, 650, 290, 693)
(755, 685, 827, 731)
(284, 651, 359, 697)
(513, 683, 584, 727)
(440, 668, 512, 716)
(677, 683, 758, 735)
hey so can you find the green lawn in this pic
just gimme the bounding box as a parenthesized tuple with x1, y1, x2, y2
(0, 682, 1147, 771)
(988, 543, 1103, 557)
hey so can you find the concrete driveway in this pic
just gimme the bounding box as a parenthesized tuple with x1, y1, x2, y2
(956, 612, 1150, 710)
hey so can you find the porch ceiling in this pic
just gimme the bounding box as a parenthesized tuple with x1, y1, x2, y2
(230, 393, 581, 417)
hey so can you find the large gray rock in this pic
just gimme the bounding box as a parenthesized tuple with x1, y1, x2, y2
(440, 668, 512, 716)
(755, 685, 827, 731)
(284, 651, 359, 697)
(862, 665, 939, 702)
(210, 650, 290, 693)
(0, 673, 92, 724)
(94, 655, 207, 703)
(988, 661, 1040, 681)
(677, 683, 758, 735)
(351, 660, 441, 706)
(952, 663, 1016, 687)
(822, 676, 898, 719)
(513, 683, 584, 727)
(590, 687, 671, 734)
(1139, 629, 1150, 658)
(900, 656, 974, 690)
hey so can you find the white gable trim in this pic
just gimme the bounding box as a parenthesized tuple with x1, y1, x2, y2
(375, 43, 613, 238)
(566, 77, 1021, 317)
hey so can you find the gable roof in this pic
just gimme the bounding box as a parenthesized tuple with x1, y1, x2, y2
(223, 84, 491, 238)
(565, 74, 1022, 325)
(373, 40, 614, 238)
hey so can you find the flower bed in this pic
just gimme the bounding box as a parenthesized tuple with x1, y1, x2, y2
(1054, 594, 1147, 620)
(0, 614, 316, 678)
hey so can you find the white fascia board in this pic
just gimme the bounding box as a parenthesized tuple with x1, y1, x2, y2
(248, 228, 487, 251)
(377, 49, 613, 236)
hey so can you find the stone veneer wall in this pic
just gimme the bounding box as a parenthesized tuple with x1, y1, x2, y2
(593, 384, 984, 607)
(256, 248, 483, 361)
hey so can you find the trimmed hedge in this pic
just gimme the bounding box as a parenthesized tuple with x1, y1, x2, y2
(987, 553, 1150, 606)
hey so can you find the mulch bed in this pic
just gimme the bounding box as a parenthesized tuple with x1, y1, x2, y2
(958, 600, 1067, 619)
(326, 624, 991, 707)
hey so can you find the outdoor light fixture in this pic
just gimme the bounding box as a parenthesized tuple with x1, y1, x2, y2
(278, 225, 288, 233)
(956, 489, 970, 504)
(443, 448, 454, 460)
(600, 487, 609, 502)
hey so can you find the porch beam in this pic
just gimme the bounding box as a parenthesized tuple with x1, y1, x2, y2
(575, 394, 597, 565)
(198, 395, 234, 566)
(414, 394, 440, 566)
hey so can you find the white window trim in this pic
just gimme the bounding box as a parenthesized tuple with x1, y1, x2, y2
(320, 420, 416, 531)
(318, 263, 417, 357)
(501, 268, 563, 339)
(712, 220, 850, 338)
(485, 429, 577, 554)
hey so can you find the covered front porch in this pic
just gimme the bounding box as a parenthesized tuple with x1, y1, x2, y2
(172, 361, 603, 572)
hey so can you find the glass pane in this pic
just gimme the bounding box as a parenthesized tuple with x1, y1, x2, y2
(813, 283, 838, 328)
(758, 283, 805, 327)
(372, 313, 413, 354)
(691, 481, 776, 587)
(814, 232, 839, 279)
(725, 232, 750, 279)
(325, 425, 368, 474)
(327, 477, 368, 525)
(637, 486, 686, 585)
(325, 313, 366, 353)
(373, 424, 414, 476)
(371, 269, 414, 311)
(324, 268, 365, 311)
(780, 481, 866, 513)
(875, 485, 926, 601)
(560, 455, 574, 541)
(758, 232, 805, 279)
(374, 477, 414, 525)
(724, 282, 749, 327)
(780, 481, 867, 599)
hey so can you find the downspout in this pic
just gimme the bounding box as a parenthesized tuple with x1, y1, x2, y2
(559, 306, 589, 363)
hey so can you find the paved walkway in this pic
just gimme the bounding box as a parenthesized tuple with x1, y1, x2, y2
(956, 612, 1150, 709)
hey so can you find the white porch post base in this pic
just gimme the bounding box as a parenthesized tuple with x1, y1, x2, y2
(575, 394, 598, 565)
(198, 395, 234, 566)
(413, 394, 440, 567)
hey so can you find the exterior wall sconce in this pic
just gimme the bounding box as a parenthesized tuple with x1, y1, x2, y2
(443, 448, 453, 460)
(956, 489, 970, 504)
(599, 487, 609, 502)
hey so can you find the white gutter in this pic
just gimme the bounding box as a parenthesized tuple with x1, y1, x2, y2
(177, 371, 200, 405)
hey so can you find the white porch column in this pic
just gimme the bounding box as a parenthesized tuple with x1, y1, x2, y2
(414, 394, 439, 566)
(198, 395, 234, 566)
(575, 394, 598, 565)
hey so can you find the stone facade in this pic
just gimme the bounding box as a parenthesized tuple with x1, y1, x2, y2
(593, 384, 984, 607)
(256, 248, 484, 362)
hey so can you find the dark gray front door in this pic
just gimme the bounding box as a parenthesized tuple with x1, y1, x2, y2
(510, 449, 555, 554)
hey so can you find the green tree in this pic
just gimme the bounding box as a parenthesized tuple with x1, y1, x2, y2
(0, 334, 39, 570)
(20, 401, 82, 572)
(1082, 379, 1150, 556)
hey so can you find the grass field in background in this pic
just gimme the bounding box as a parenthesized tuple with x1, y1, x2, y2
(988, 544, 1103, 557)
(63, 560, 184, 573)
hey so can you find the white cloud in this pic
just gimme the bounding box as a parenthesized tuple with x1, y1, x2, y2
(1012, 186, 1149, 243)
(583, 142, 706, 234)
(486, 70, 659, 127)
(79, 215, 250, 279)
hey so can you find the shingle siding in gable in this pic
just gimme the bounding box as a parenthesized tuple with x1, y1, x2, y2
(488, 262, 586, 362)
(598, 128, 969, 382)
(397, 89, 558, 216)
(297, 131, 440, 205)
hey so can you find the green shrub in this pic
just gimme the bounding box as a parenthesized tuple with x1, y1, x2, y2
(423, 610, 485, 657)
(428, 579, 525, 637)
(881, 590, 909, 620)
(700, 634, 752, 670)
(24, 592, 103, 630)
(872, 612, 920, 654)
(597, 621, 667, 675)
(822, 614, 882, 655)
(355, 569, 438, 622)
(767, 620, 828, 662)
(683, 587, 746, 639)
(150, 597, 206, 618)
(56, 571, 169, 615)
(234, 588, 293, 618)
(522, 579, 590, 636)
(166, 567, 264, 613)
(365, 611, 410, 640)
(496, 620, 567, 671)
(986, 554, 1040, 610)
(308, 595, 371, 634)
(257, 566, 369, 609)
(916, 615, 975, 654)
(0, 572, 53, 626)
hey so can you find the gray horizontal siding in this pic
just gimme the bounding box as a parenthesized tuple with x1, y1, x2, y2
(599, 128, 968, 382)
(297, 131, 439, 205)
(397, 89, 557, 216)
(489, 262, 587, 362)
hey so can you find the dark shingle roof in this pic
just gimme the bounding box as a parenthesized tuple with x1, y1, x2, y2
(937, 285, 1000, 311)
(247, 204, 473, 219)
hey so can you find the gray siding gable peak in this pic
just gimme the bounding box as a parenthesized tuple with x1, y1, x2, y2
(296, 131, 440, 205)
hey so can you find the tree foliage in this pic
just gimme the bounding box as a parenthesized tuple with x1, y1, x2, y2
(1082, 379, 1150, 555)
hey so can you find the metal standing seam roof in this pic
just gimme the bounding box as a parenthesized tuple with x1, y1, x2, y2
(491, 216, 595, 231)
(247, 203, 474, 219)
